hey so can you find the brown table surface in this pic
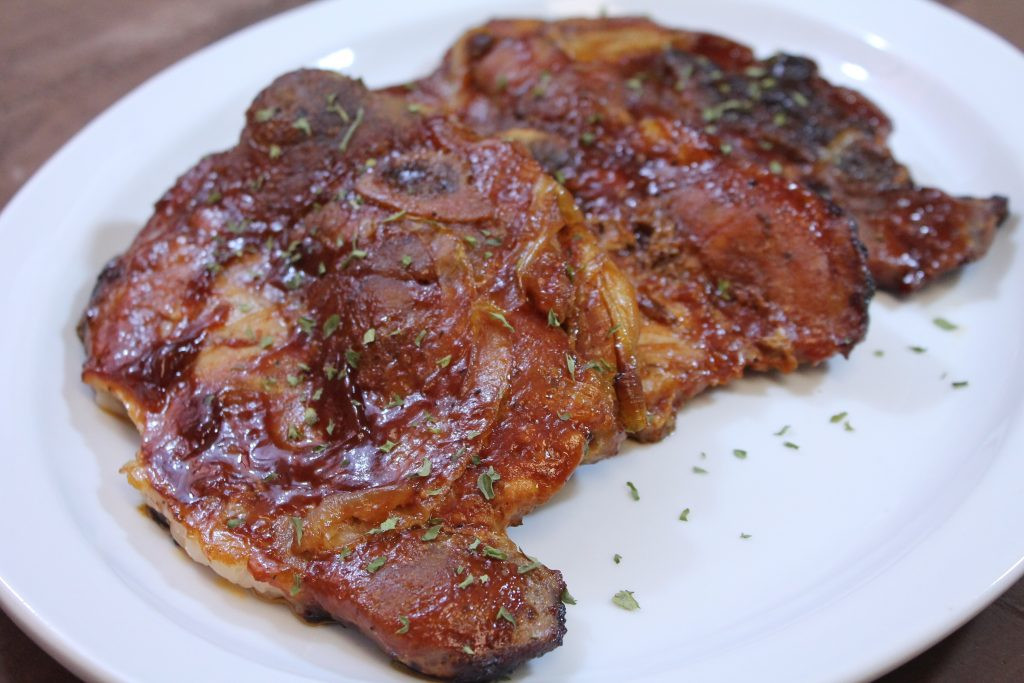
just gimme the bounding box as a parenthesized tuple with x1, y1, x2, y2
(1, 1, 1021, 681)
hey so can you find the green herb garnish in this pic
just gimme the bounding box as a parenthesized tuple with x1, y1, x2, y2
(517, 560, 541, 574)
(338, 106, 364, 153)
(489, 310, 515, 332)
(297, 316, 315, 336)
(369, 516, 398, 535)
(325, 93, 349, 122)
(532, 70, 551, 98)
(612, 590, 640, 611)
(477, 466, 501, 500)
(626, 481, 639, 501)
(416, 457, 432, 478)
(322, 314, 340, 338)
(292, 116, 312, 136)
(497, 606, 517, 625)
(482, 545, 507, 560)
(701, 98, 744, 122)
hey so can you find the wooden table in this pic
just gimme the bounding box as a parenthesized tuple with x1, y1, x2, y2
(1, 1, 1020, 680)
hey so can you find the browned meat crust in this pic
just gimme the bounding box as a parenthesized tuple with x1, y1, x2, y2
(79, 70, 645, 679)
(416, 16, 1006, 293)
(405, 18, 873, 439)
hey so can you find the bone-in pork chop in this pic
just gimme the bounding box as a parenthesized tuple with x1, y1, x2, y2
(405, 19, 874, 440)
(79, 70, 645, 680)
(414, 17, 1007, 293)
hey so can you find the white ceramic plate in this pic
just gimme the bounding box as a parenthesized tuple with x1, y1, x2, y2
(1, 0, 1022, 681)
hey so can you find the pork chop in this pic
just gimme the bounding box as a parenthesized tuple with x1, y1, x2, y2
(79, 70, 645, 680)
(414, 17, 1007, 293)
(405, 18, 874, 440)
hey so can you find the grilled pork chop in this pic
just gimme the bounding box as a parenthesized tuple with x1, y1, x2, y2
(412, 17, 1007, 293)
(79, 70, 646, 680)
(405, 19, 873, 440)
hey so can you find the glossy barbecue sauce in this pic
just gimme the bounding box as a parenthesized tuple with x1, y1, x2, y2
(444, 17, 1005, 294)
(81, 69, 636, 555)
(80, 72, 653, 676)
(409, 18, 875, 439)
